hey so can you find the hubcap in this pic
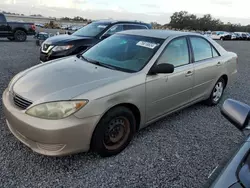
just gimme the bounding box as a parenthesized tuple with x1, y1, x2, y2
(104, 117, 130, 150)
(17, 32, 25, 41)
(213, 82, 223, 102)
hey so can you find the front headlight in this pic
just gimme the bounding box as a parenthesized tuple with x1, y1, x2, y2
(52, 45, 74, 52)
(26, 100, 88, 120)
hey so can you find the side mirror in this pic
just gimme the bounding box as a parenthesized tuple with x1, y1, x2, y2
(221, 99, 250, 130)
(100, 34, 111, 40)
(149, 63, 174, 75)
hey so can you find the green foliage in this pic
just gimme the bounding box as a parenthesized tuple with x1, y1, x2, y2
(60, 16, 89, 22)
(169, 11, 250, 32)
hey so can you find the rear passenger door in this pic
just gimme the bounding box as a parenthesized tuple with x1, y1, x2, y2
(189, 36, 223, 101)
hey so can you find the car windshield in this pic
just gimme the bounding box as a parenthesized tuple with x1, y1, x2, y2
(72, 22, 109, 37)
(82, 34, 164, 72)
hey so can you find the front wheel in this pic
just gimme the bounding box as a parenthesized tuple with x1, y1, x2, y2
(205, 78, 225, 106)
(91, 107, 136, 157)
(220, 37, 224, 41)
(14, 30, 27, 42)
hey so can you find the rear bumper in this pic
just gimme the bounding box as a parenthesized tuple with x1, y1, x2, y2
(2, 89, 100, 156)
(27, 30, 36, 36)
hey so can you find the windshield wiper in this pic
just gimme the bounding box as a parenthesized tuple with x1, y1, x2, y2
(81, 56, 117, 70)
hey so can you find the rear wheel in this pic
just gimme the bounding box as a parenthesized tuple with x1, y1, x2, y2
(14, 30, 27, 42)
(220, 37, 224, 41)
(205, 78, 225, 106)
(91, 107, 136, 157)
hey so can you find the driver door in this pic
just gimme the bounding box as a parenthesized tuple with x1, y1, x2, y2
(146, 37, 194, 122)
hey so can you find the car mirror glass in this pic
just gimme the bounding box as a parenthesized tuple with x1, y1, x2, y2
(221, 99, 250, 131)
(149, 63, 174, 75)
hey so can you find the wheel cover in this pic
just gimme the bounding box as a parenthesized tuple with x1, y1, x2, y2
(17, 32, 25, 41)
(213, 82, 223, 102)
(103, 116, 130, 150)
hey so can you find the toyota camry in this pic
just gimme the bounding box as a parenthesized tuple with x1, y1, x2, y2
(3, 30, 237, 157)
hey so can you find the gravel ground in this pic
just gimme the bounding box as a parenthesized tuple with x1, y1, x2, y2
(0, 38, 249, 188)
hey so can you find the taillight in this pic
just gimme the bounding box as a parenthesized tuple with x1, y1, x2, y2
(31, 24, 36, 30)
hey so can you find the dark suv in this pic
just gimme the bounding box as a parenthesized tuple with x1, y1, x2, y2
(40, 20, 151, 62)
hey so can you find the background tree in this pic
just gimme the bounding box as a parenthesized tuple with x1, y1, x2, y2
(169, 11, 250, 32)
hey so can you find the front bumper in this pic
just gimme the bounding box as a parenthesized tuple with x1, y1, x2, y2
(40, 52, 64, 63)
(2, 89, 100, 156)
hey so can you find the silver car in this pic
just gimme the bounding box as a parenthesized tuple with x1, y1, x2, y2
(3, 30, 238, 157)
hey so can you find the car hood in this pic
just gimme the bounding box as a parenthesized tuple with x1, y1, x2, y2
(12, 57, 130, 103)
(45, 34, 94, 45)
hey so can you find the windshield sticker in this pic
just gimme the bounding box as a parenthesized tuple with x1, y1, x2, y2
(98, 25, 107, 28)
(136, 41, 159, 49)
(120, 40, 128, 44)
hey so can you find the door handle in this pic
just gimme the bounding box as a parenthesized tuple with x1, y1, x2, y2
(185, 71, 193, 77)
(216, 62, 222, 66)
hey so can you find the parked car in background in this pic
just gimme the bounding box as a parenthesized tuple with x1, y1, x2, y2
(61, 25, 70, 30)
(40, 20, 152, 62)
(4, 30, 237, 157)
(0, 13, 36, 41)
(246, 33, 250, 40)
(229, 32, 237, 40)
(241, 33, 248, 40)
(70, 25, 83, 31)
(204, 31, 212, 38)
(35, 23, 45, 28)
(233, 32, 242, 40)
(205, 99, 250, 188)
(211, 31, 231, 40)
(235, 32, 248, 40)
(34, 32, 55, 46)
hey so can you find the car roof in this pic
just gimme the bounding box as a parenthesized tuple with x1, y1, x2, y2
(93, 20, 150, 25)
(119, 29, 201, 39)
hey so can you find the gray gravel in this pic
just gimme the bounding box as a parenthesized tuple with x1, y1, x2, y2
(0, 38, 248, 188)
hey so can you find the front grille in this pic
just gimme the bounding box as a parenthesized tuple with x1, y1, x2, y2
(36, 143, 66, 152)
(13, 94, 32, 110)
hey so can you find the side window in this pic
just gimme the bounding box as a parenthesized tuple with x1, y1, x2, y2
(157, 37, 189, 67)
(123, 25, 147, 30)
(190, 37, 213, 62)
(106, 25, 123, 35)
(0, 14, 6, 22)
(212, 47, 219, 57)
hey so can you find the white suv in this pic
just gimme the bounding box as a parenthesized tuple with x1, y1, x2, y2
(211, 31, 231, 40)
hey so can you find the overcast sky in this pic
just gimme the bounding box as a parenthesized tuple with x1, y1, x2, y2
(1, 0, 250, 25)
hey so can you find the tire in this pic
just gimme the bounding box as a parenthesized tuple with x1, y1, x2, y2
(220, 37, 224, 41)
(91, 106, 136, 157)
(14, 30, 27, 42)
(205, 78, 225, 106)
(7, 37, 15, 41)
